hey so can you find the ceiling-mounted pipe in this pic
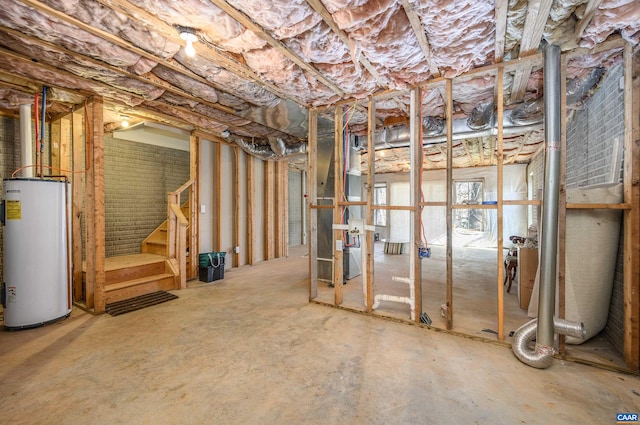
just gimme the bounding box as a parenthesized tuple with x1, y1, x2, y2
(19, 103, 33, 178)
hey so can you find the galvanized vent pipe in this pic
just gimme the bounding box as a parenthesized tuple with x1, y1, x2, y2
(19, 103, 33, 178)
(512, 44, 585, 368)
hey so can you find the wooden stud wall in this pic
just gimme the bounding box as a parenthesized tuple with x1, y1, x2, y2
(215, 142, 222, 252)
(445, 78, 453, 330)
(71, 109, 83, 302)
(234, 146, 241, 268)
(247, 155, 255, 265)
(365, 99, 375, 312)
(410, 88, 422, 323)
(308, 110, 318, 300)
(265, 160, 275, 261)
(189, 133, 200, 279)
(333, 107, 344, 304)
(496, 67, 505, 340)
(623, 43, 640, 371)
(558, 56, 568, 352)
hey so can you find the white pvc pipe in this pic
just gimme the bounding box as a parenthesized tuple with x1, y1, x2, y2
(372, 276, 415, 320)
(19, 103, 33, 178)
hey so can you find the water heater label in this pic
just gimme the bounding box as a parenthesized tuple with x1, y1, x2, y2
(7, 286, 16, 303)
(6, 200, 21, 220)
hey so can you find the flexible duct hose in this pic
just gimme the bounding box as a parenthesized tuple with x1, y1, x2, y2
(512, 318, 586, 369)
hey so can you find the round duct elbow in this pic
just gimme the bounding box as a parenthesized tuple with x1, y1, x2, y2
(512, 318, 586, 369)
(510, 99, 544, 126)
(467, 102, 494, 130)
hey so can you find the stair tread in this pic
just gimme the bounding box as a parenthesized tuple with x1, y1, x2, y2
(106, 273, 175, 292)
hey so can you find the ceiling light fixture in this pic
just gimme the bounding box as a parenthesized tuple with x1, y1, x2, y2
(179, 27, 198, 57)
(121, 114, 130, 127)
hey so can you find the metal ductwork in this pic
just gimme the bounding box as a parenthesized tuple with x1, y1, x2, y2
(512, 318, 586, 369)
(222, 131, 307, 161)
(512, 44, 585, 369)
(467, 102, 494, 130)
(510, 99, 544, 126)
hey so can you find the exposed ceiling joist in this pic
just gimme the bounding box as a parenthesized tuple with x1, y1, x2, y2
(510, 0, 553, 102)
(494, 0, 509, 64)
(208, 0, 345, 97)
(400, 0, 440, 77)
(575, 0, 603, 41)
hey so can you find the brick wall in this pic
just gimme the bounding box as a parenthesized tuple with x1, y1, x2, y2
(0, 116, 19, 281)
(104, 137, 189, 257)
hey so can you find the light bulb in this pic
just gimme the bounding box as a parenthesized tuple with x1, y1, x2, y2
(121, 114, 130, 127)
(184, 39, 196, 57)
(122, 119, 129, 127)
(180, 28, 198, 57)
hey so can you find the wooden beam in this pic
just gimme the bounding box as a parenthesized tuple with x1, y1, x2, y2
(50, 119, 61, 173)
(265, 160, 275, 261)
(366, 97, 375, 313)
(304, 0, 386, 86)
(496, 67, 505, 341)
(623, 42, 640, 371)
(275, 161, 283, 258)
(510, 0, 554, 102)
(494, 0, 509, 63)
(234, 146, 241, 268)
(215, 142, 222, 252)
(558, 54, 568, 353)
(445, 79, 453, 330)
(71, 109, 83, 302)
(60, 116, 71, 177)
(400, 0, 440, 77)
(208, 0, 344, 96)
(410, 87, 423, 324)
(85, 96, 105, 313)
(575, 0, 603, 41)
(333, 106, 344, 305)
(247, 155, 255, 265)
(308, 110, 318, 300)
(189, 133, 200, 279)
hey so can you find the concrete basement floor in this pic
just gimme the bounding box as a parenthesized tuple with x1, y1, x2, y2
(1, 246, 639, 424)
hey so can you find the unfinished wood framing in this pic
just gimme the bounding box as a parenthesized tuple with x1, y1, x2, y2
(264, 160, 275, 261)
(189, 133, 200, 279)
(558, 55, 568, 352)
(215, 142, 222, 252)
(85, 96, 106, 313)
(445, 78, 453, 330)
(365, 98, 375, 312)
(234, 146, 241, 268)
(50, 119, 61, 172)
(247, 155, 255, 266)
(71, 109, 83, 302)
(333, 106, 344, 305)
(308, 110, 318, 300)
(410, 87, 422, 323)
(496, 67, 505, 340)
(623, 43, 640, 371)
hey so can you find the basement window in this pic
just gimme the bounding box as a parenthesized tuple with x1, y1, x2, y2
(453, 179, 484, 232)
(374, 183, 387, 227)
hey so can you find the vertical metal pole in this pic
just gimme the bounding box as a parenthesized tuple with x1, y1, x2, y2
(537, 44, 561, 349)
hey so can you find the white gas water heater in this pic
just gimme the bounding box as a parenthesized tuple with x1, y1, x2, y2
(2, 178, 72, 329)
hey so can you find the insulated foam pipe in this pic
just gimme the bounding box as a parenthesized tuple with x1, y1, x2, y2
(19, 103, 33, 178)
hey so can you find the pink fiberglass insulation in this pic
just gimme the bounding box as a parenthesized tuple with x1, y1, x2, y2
(0, 1, 148, 71)
(0, 55, 143, 107)
(173, 55, 282, 108)
(329, 0, 430, 88)
(452, 76, 496, 114)
(243, 46, 338, 106)
(143, 100, 228, 132)
(0, 89, 35, 109)
(228, 0, 321, 40)
(543, 0, 585, 50)
(504, 0, 527, 59)
(152, 66, 220, 105)
(580, 0, 640, 48)
(129, 0, 266, 53)
(40, 0, 181, 59)
(411, 0, 495, 78)
(158, 92, 252, 127)
(285, 21, 351, 65)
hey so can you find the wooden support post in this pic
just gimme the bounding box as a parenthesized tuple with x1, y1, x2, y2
(333, 106, 344, 305)
(496, 67, 505, 340)
(274, 160, 283, 258)
(558, 55, 568, 353)
(410, 87, 423, 323)
(215, 142, 222, 252)
(282, 160, 289, 258)
(265, 160, 275, 260)
(189, 133, 199, 279)
(50, 119, 61, 173)
(445, 79, 453, 329)
(234, 146, 241, 268)
(71, 109, 83, 302)
(60, 116, 71, 177)
(365, 98, 376, 312)
(85, 97, 105, 313)
(247, 155, 255, 265)
(623, 43, 640, 371)
(308, 110, 318, 300)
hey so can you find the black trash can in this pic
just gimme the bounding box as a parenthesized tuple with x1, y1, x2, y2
(198, 252, 226, 282)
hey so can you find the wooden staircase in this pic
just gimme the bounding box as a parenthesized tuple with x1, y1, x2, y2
(142, 202, 194, 274)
